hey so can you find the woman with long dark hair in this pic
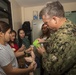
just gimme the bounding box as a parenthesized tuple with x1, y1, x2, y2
(40, 23, 50, 39)
(17, 28, 30, 49)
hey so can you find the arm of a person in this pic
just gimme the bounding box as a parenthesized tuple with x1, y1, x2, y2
(15, 47, 34, 58)
(0, 46, 35, 75)
(18, 44, 26, 51)
(2, 62, 34, 75)
(15, 51, 24, 58)
(42, 36, 76, 74)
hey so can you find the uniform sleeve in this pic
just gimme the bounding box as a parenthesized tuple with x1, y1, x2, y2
(42, 31, 76, 74)
(0, 49, 11, 67)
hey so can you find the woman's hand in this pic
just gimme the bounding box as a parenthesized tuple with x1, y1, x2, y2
(28, 61, 37, 71)
(25, 46, 33, 53)
(30, 51, 35, 60)
(19, 44, 26, 51)
(24, 56, 34, 63)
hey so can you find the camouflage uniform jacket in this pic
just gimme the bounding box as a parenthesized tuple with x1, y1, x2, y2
(42, 19, 76, 75)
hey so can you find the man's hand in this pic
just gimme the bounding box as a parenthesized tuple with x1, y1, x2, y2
(37, 46, 46, 55)
(37, 38, 45, 43)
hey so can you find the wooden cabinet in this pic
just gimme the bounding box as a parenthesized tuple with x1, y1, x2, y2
(0, 0, 12, 29)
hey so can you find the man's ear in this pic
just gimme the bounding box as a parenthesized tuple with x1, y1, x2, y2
(52, 16, 58, 24)
(0, 32, 3, 37)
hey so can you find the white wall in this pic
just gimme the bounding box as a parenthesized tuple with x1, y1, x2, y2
(21, 5, 44, 25)
(9, 1, 76, 31)
(9, 0, 22, 32)
(22, 2, 76, 26)
(63, 2, 76, 11)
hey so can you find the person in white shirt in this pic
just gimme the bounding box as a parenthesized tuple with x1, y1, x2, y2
(0, 21, 36, 75)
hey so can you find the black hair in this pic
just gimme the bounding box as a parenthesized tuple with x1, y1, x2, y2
(40, 23, 50, 39)
(10, 30, 16, 36)
(9, 30, 17, 44)
(17, 28, 25, 48)
(0, 21, 10, 33)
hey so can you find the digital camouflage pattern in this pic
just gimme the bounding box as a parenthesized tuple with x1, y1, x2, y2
(42, 19, 76, 75)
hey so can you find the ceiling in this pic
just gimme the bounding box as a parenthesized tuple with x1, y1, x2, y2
(15, 0, 76, 7)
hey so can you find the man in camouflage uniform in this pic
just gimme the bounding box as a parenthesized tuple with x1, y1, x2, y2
(37, 1, 76, 75)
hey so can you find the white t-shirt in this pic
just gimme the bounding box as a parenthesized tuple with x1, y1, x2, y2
(0, 43, 18, 75)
